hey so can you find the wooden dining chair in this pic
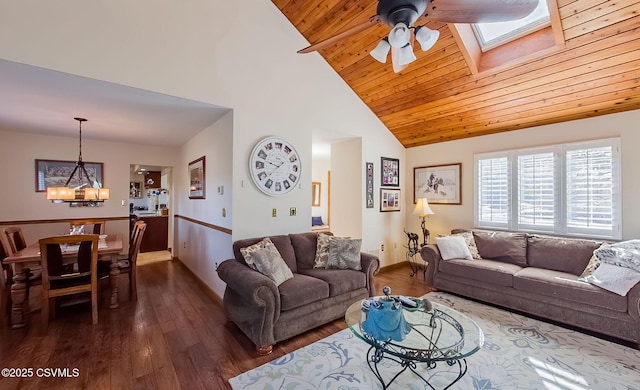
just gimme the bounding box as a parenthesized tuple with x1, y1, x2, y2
(121, 221, 146, 300)
(1, 227, 42, 303)
(0, 234, 13, 317)
(3, 226, 28, 254)
(69, 219, 106, 235)
(39, 234, 99, 329)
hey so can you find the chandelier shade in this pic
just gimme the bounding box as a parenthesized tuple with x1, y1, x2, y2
(370, 38, 391, 63)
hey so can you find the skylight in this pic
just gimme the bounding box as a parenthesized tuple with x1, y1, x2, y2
(474, 0, 550, 52)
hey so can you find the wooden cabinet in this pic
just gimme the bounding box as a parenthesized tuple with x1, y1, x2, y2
(139, 216, 168, 252)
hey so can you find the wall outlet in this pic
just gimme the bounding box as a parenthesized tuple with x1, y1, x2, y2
(290, 207, 296, 216)
(183, 241, 186, 249)
(222, 208, 226, 217)
(272, 208, 277, 217)
(394, 242, 397, 248)
(121, 199, 127, 206)
(381, 244, 385, 252)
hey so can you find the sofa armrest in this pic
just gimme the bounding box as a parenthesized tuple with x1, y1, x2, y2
(627, 282, 640, 321)
(216, 259, 281, 348)
(360, 252, 380, 296)
(420, 244, 441, 287)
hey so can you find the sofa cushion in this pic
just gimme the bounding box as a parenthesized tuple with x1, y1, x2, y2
(298, 268, 366, 296)
(238, 237, 273, 270)
(438, 258, 522, 287)
(527, 235, 600, 275)
(513, 267, 628, 312)
(289, 232, 319, 270)
(278, 274, 329, 311)
(234, 235, 298, 273)
(314, 233, 334, 269)
(327, 238, 362, 270)
(251, 243, 294, 286)
(473, 230, 528, 266)
(436, 236, 473, 260)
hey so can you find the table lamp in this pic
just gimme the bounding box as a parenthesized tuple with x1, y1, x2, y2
(413, 197, 435, 246)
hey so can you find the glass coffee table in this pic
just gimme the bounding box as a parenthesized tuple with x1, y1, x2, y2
(345, 295, 484, 389)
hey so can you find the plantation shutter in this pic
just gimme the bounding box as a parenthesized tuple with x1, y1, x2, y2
(566, 142, 620, 238)
(517, 152, 555, 231)
(476, 156, 509, 228)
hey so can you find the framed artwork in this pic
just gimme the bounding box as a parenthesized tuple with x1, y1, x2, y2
(366, 162, 374, 209)
(380, 188, 401, 212)
(413, 163, 462, 205)
(381, 157, 399, 187)
(188, 156, 206, 199)
(35, 159, 104, 192)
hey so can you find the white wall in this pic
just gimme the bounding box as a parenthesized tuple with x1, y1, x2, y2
(175, 111, 233, 297)
(405, 109, 640, 241)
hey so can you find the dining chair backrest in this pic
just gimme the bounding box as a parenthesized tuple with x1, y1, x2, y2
(130, 221, 146, 258)
(39, 234, 99, 326)
(3, 226, 27, 254)
(0, 233, 10, 286)
(69, 219, 106, 235)
(129, 222, 147, 266)
(39, 234, 99, 287)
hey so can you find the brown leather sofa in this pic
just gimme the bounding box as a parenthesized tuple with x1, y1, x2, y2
(421, 229, 640, 344)
(217, 232, 379, 355)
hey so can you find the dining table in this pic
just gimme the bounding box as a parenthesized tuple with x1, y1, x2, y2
(3, 233, 124, 329)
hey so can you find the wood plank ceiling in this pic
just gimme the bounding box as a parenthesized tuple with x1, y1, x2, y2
(272, 0, 640, 147)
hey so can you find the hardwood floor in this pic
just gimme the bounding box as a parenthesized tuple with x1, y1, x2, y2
(0, 259, 431, 389)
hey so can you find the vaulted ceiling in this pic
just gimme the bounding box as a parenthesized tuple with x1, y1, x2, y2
(273, 0, 640, 147)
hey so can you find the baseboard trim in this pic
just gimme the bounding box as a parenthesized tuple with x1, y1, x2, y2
(173, 257, 223, 307)
(379, 261, 410, 272)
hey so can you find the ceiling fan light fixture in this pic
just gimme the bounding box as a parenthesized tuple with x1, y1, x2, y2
(415, 26, 440, 51)
(370, 38, 391, 63)
(388, 22, 411, 48)
(397, 43, 417, 67)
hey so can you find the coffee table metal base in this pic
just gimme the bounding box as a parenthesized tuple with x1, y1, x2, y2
(366, 345, 468, 390)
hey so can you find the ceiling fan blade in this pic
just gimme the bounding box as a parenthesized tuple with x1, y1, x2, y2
(298, 15, 381, 54)
(425, 0, 539, 24)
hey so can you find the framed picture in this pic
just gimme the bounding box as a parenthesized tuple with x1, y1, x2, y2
(381, 157, 399, 187)
(366, 162, 374, 209)
(188, 156, 206, 199)
(380, 188, 401, 212)
(35, 159, 104, 192)
(413, 163, 462, 205)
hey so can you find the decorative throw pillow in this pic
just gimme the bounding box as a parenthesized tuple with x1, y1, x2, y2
(583, 262, 640, 296)
(594, 240, 640, 272)
(250, 243, 293, 286)
(311, 216, 324, 226)
(579, 243, 608, 278)
(435, 236, 473, 260)
(240, 237, 274, 270)
(326, 238, 362, 270)
(313, 233, 333, 268)
(452, 231, 481, 260)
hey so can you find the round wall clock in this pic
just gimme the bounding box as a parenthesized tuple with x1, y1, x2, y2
(249, 136, 301, 197)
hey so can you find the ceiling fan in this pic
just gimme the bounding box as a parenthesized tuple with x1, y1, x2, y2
(298, 0, 539, 72)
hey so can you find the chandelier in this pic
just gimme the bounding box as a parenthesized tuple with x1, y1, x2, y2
(46, 117, 110, 206)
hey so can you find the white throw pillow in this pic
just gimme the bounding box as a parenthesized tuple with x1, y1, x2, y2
(436, 236, 473, 261)
(584, 262, 640, 296)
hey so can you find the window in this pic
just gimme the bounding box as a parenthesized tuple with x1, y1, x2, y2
(475, 138, 621, 239)
(473, 0, 550, 52)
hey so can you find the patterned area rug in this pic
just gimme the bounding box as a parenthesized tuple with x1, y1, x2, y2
(229, 292, 640, 389)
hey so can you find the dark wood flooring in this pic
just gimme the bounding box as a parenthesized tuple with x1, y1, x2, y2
(0, 259, 431, 389)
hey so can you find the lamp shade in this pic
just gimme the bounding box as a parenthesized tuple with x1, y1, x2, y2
(388, 22, 411, 48)
(415, 26, 439, 51)
(413, 197, 435, 217)
(47, 187, 75, 200)
(370, 38, 391, 63)
(397, 43, 417, 66)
